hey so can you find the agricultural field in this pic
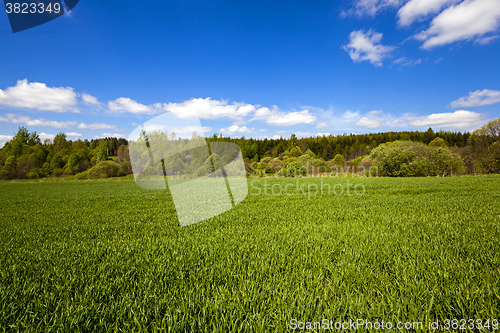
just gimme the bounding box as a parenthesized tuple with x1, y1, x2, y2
(0, 175, 499, 332)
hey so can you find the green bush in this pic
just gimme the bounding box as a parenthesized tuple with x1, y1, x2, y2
(0, 169, 10, 180)
(289, 146, 302, 158)
(298, 154, 312, 162)
(26, 168, 45, 179)
(75, 171, 89, 179)
(87, 161, 124, 179)
(370, 141, 464, 177)
(277, 161, 306, 177)
(331, 154, 346, 167)
(260, 157, 272, 164)
(52, 168, 63, 177)
(121, 161, 133, 175)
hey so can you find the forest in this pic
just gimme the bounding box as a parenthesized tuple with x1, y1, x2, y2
(0, 117, 499, 180)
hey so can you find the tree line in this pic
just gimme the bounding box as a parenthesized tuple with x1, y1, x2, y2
(0, 117, 498, 180)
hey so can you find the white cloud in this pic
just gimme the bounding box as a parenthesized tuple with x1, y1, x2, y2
(393, 57, 422, 66)
(254, 106, 276, 118)
(259, 129, 268, 132)
(367, 110, 384, 115)
(257, 134, 282, 140)
(316, 121, 330, 129)
(220, 125, 253, 136)
(397, 0, 461, 26)
(95, 133, 125, 139)
(161, 98, 255, 120)
(450, 89, 500, 107)
(78, 122, 119, 130)
(253, 105, 318, 126)
(0, 114, 118, 131)
(140, 124, 211, 136)
(316, 132, 333, 137)
(475, 35, 499, 44)
(66, 132, 83, 139)
(39, 133, 55, 141)
(355, 116, 385, 128)
(81, 93, 101, 105)
(391, 119, 401, 127)
(0, 134, 13, 141)
(0, 79, 78, 112)
(174, 126, 212, 135)
(343, 0, 403, 17)
(342, 110, 362, 121)
(0, 135, 13, 148)
(406, 110, 485, 129)
(108, 97, 153, 114)
(294, 131, 315, 137)
(434, 57, 444, 64)
(265, 110, 317, 126)
(0, 114, 78, 129)
(343, 30, 396, 66)
(142, 124, 166, 133)
(415, 0, 500, 49)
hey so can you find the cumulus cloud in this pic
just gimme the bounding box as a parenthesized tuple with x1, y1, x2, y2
(397, 0, 461, 26)
(0, 79, 78, 112)
(108, 97, 153, 114)
(316, 132, 333, 137)
(0, 114, 78, 129)
(265, 110, 317, 126)
(342, 110, 362, 122)
(39, 133, 55, 141)
(0, 113, 116, 130)
(81, 93, 101, 105)
(0, 113, 119, 131)
(78, 122, 119, 130)
(343, 30, 396, 66)
(0, 134, 13, 141)
(294, 131, 316, 137)
(161, 98, 255, 120)
(141, 124, 166, 133)
(450, 89, 500, 107)
(95, 133, 126, 139)
(355, 116, 385, 128)
(138, 124, 211, 136)
(174, 126, 212, 135)
(316, 121, 330, 129)
(406, 110, 485, 129)
(257, 134, 282, 140)
(106, 96, 319, 129)
(0, 135, 13, 148)
(415, 0, 500, 49)
(220, 125, 254, 136)
(66, 132, 83, 139)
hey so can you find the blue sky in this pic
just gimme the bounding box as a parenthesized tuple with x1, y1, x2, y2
(1, 0, 499, 146)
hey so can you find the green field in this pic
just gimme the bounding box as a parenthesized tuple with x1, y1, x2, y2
(1, 176, 499, 332)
